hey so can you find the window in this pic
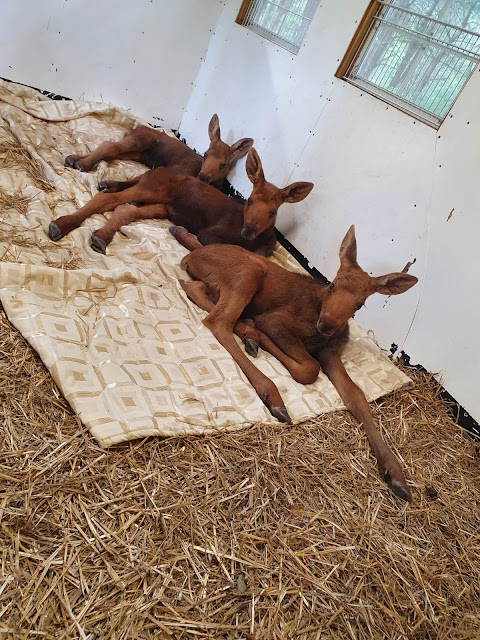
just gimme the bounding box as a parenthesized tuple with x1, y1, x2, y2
(336, 1, 480, 127)
(236, 0, 319, 54)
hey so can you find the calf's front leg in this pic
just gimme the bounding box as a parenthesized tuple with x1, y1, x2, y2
(317, 349, 411, 502)
(253, 313, 321, 384)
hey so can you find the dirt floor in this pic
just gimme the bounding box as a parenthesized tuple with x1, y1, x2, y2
(1, 302, 479, 640)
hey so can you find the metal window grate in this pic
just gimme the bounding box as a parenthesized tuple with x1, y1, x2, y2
(238, 0, 319, 54)
(342, 0, 480, 127)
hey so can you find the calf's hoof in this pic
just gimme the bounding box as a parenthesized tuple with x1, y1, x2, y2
(91, 235, 107, 255)
(64, 156, 84, 171)
(271, 406, 292, 424)
(97, 181, 109, 192)
(48, 221, 64, 242)
(390, 479, 412, 502)
(245, 339, 258, 357)
(169, 225, 184, 238)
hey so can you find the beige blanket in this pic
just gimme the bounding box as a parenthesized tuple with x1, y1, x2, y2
(0, 79, 411, 447)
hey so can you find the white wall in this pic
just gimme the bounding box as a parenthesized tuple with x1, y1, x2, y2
(179, 0, 480, 422)
(0, 0, 224, 128)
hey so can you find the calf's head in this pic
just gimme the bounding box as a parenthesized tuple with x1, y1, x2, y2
(197, 114, 253, 185)
(241, 148, 314, 241)
(317, 225, 418, 337)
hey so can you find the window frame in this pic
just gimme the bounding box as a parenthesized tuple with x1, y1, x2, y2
(236, 0, 318, 55)
(335, 0, 480, 129)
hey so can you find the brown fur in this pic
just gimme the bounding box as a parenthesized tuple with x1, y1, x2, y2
(173, 225, 418, 502)
(49, 148, 313, 257)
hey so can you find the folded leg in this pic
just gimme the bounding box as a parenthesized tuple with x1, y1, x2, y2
(253, 312, 321, 385)
(202, 292, 291, 423)
(180, 280, 265, 358)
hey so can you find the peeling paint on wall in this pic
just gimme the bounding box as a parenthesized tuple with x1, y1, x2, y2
(402, 258, 417, 273)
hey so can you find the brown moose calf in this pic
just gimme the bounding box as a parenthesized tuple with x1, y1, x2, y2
(171, 224, 418, 502)
(64, 114, 253, 189)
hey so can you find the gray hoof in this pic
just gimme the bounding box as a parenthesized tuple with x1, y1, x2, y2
(245, 339, 258, 357)
(169, 225, 186, 238)
(48, 221, 64, 242)
(64, 156, 84, 171)
(390, 479, 412, 502)
(91, 235, 107, 255)
(64, 156, 76, 169)
(271, 406, 292, 424)
(98, 181, 109, 192)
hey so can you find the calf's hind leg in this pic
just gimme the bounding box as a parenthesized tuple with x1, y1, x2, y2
(169, 225, 203, 252)
(171, 228, 266, 358)
(182, 252, 290, 421)
(246, 312, 321, 384)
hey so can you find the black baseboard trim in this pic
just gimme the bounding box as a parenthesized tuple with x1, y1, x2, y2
(396, 350, 479, 439)
(1, 76, 71, 101)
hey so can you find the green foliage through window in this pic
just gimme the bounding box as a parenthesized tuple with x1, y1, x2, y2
(345, 0, 480, 126)
(239, 0, 319, 54)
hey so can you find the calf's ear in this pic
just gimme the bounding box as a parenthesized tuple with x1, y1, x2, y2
(230, 138, 254, 161)
(246, 148, 265, 184)
(281, 181, 314, 203)
(373, 273, 418, 295)
(208, 114, 221, 142)
(339, 225, 357, 265)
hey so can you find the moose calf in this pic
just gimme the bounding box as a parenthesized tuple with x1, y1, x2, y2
(64, 114, 253, 189)
(171, 224, 418, 501)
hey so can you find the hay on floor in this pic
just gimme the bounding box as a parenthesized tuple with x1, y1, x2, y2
(0, 131, 55, 193)
(0, 303, 478, 640)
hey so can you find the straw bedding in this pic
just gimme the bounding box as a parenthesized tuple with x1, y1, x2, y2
(1, 301, 479, 639)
